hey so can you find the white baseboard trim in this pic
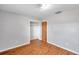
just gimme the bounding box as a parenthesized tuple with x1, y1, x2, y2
(0, 40, 78, 55)
(48, 41, 79, 55)
(0, 42, 30, 53)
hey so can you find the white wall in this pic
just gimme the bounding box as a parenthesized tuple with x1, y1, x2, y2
(0, 11, 30, 51)
(47, 10, 79, 54)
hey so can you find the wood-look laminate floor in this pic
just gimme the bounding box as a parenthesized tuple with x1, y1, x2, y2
(0, 39, 76, 55)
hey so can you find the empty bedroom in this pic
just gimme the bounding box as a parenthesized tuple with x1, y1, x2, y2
(0, 4, 79, 55)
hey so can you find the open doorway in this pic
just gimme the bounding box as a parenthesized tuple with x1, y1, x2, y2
(30, 20, 47, 47)
(30, 21, 41, 41)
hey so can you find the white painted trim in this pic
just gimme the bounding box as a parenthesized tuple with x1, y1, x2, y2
(0, 42, 30, 52)
(48, 41, 79, 55)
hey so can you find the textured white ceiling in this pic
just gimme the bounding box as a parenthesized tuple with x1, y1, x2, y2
(0, 4, 79, 18)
